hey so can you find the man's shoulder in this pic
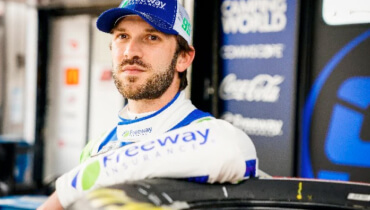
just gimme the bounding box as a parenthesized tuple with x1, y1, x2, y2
(169, 108, 214, 131)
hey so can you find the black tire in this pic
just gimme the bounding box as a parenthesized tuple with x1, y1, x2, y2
(68, 178, 370, 210)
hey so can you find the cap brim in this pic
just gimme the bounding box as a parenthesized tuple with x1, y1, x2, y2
(96, 7, 178, 35)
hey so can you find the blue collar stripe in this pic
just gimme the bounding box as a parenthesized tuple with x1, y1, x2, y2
(118, 92, 181, 125)
(168, 109, 212, 132)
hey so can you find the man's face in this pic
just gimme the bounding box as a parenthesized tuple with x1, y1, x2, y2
(111, 15, 179, 100)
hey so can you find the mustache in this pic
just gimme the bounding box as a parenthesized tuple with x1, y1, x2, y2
(119, 57, 149, 69)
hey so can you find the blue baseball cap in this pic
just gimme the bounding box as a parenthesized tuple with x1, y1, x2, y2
(96, 0, 192, 44)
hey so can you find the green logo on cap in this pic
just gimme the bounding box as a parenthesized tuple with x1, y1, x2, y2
(121, 0, 129, 8)
(182, 18, 191, 36)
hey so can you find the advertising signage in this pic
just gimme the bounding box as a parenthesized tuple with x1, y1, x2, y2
(218, 0, 299, 176)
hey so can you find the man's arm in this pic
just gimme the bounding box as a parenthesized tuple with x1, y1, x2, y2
(43, 119, 258, 208)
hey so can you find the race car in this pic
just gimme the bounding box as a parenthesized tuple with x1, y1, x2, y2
(68, 176, 370, 210)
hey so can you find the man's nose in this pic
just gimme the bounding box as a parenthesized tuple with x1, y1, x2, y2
(123, 39, 143, 59)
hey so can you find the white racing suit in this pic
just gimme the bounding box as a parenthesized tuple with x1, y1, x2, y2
(55, 91, 258, 207)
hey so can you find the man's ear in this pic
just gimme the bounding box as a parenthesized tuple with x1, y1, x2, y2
(176, 47, 195, 73)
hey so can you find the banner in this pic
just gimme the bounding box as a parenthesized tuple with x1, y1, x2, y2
(219, 0, 299, 176)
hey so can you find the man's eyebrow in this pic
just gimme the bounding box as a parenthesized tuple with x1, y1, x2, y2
(111, 27, 163, 33)
(145, 28, 161, 33)
(111, 27, 169, 37)
(111, 27, 126, 33)
(145, 28, 171, 37)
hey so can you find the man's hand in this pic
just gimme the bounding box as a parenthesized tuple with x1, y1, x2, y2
(37, 191, 63, 210)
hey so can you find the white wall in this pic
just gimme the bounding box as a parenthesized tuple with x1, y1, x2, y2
(44, 15, 91, 179)
(2, 2, 38, 145)
(0, 14, 4, 129)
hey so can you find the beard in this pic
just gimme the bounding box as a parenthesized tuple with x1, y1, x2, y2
(112, 53, 178, 100)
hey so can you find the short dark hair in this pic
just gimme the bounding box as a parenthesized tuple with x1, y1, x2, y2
(175, 35, 194, 91)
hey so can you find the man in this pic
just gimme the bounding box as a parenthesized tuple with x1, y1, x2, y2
(39, 0, 258, 209)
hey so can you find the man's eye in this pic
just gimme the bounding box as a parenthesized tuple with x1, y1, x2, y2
(118, 34, 127, 39)
(148, 35, 159, 41)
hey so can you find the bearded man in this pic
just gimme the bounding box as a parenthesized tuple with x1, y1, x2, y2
(38, 0, 258, 209)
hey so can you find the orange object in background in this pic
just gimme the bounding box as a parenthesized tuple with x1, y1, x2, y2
(65, 68, 79, 85)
